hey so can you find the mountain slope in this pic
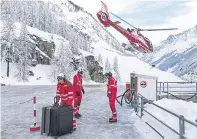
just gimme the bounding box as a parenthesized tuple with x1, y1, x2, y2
(144, 25, 197, 81)
(1, 0, 129, 82)
(0, 0, 183, 84)
(1, 24, 182, 85)
(53, 0, 126, 53)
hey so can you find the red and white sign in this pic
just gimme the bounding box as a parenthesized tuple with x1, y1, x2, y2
(140, 81, 147, 88)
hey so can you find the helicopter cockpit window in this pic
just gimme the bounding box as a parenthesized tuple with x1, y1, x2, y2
(146, 38, 152, 46)
(101, 13, 107, 21)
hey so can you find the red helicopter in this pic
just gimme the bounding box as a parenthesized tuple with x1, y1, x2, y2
(96, 1, 178, 53)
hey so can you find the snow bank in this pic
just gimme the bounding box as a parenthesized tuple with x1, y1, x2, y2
(142, 99, 197, 139)
(0, 62, 104, 85)
(1, 62, 55, 85)
(79, 49, 94, 57)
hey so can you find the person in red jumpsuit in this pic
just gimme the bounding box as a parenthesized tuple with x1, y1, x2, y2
(56, 73, 73, 106)
(105, 72, 118, 122)
(56, 74, 76, 131)
(73, 69, 85, 119)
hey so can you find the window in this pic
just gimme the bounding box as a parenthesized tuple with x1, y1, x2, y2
(145, 38, 152, 46)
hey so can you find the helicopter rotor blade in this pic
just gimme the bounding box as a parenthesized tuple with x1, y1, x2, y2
(109, 12, 178, 32)
(109, 12, 137, 29)
(140, 28, 178, 31)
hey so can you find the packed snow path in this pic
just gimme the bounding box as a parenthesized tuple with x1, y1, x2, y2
(1, 85, 160, 139)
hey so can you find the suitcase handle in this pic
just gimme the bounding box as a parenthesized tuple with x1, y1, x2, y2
(53, 96, 71, 108)
(53, 96, 59, 107)
(54, 96, 57, 104)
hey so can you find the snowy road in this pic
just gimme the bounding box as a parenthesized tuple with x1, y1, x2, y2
(1, 85, 159, 139)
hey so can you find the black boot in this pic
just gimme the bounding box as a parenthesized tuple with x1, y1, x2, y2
(74, 114, 80, 119)
(75, 113, 82, 119)
(109, 118, 117, 123)
(78, 113, 82, 117)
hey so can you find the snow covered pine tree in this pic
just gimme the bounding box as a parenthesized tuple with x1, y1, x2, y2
(113, 56, 121, 81)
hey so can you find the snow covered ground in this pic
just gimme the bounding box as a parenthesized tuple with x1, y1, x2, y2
(1, 85, 197, 139)
(141, 99, 197, 139)
(1, 85, 161, 139)
(1, 62, 55, 85)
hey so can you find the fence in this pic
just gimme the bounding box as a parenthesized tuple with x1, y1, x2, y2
(136, 94, 197, 139)
(157, 82, 197, 102)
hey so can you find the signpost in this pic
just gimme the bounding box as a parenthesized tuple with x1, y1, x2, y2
(140, 81, 147, 88)
(130, 73, 158, 101)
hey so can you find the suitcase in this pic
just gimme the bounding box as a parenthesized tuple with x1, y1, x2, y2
(41, 97, 73, 137)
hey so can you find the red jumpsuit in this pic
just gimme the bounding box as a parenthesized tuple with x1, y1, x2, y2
(107, 76, 117, 120)
(73, 73, 83, 115)
(56, 81, 73, 106)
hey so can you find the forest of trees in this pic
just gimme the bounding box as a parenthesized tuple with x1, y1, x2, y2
(1, 0, 122, 82)
(1, 1, 93, 81)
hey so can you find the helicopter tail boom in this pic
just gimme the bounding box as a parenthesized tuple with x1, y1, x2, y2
(101, 1, 109, 18)
(97, 1, 121, 27)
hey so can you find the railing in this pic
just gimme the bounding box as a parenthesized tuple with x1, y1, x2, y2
(136, 94, 197, 139)
(157, 82, 197, 102)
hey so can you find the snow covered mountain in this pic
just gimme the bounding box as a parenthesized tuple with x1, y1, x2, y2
(0, 0, 183, 85)
(1, 0, 125, 82)
(143, 25, 197, 81)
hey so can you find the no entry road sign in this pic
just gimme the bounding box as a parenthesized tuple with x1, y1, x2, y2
(140, 81, 147, 88)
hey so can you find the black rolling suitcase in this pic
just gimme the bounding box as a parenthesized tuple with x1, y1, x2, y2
(41, 97, 73, 138)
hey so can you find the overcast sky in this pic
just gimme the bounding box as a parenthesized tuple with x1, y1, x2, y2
(73, 0, 197, 45)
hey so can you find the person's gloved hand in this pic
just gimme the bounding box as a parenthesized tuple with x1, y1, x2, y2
(107, 91, 112, 97)
(107, 92, 111, 98)
(82, 88, 85, 94)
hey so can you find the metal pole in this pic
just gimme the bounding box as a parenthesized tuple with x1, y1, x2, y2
(163, 82, 164, 98)
(142, 108, 179, 135)
(159, 82, 161, 100)
(140, 97, 144, 117)
(30, 96, 40, 132)
(150, 101, 180, 117)
(167, 82, 169, 99)
(156, 80, 158, 101)
(33, 96, 36, 126)
(196, 83, 197, 102)
(7, 58, 10, 77)
(179, 115, 185, 139)
(130, 73, 132, 105)
(6, 47, 10, 77)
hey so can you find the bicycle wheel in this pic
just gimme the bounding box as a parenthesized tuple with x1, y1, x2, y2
(124, 90, 133, 104)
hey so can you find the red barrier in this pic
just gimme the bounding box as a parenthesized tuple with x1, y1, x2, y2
(30, 96, 40, 132)
(73, 117, 76, 130)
